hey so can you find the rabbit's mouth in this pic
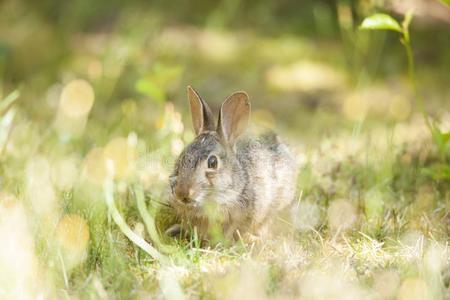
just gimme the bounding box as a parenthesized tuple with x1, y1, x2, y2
(172, 187, 238, 219)
(175, 198, 200, 208)
(172, 193, 219, 215)
(172, 196, 203, 213)
(172, 201, 206, 221)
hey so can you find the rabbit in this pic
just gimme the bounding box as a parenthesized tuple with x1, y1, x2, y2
(167, 86, 298, 241)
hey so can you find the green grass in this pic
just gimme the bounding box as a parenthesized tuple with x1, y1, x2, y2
(0, 1, 449, 299)
(1, 92, 448, 299)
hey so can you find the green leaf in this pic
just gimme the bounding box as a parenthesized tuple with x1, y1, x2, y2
(135, 63, 183, 103)
(442, 131, 450, 143)
(439, 0, 450, 7)
(135, 78, 165, 103)
(359, 14, 402, 32)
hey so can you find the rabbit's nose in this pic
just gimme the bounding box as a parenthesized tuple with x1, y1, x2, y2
(175, 186, 194, 203)
(180, 196, 192, 204)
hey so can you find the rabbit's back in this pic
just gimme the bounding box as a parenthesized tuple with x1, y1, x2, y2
(237, 132, 298, 227)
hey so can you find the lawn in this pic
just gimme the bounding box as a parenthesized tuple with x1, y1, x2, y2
(0, 1, 449, 299)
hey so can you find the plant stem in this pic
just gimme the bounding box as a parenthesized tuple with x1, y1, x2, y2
(104, 176, 166, 263)
(403, 29, 446, 162)
(134, 185, 176, 254)
(403, 32, 431, 130)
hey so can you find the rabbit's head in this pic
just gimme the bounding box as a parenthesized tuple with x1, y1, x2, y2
(169, 86, 250, 216)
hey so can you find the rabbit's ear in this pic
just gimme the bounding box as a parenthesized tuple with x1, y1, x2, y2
(217, 91, 250, 146)
(187, 86, 215, 135)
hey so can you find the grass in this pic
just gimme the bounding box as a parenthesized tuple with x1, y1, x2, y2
(1, 95, 448, 299)
(0, 2, 449, 299)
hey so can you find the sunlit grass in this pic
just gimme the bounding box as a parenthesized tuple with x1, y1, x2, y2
(2, 90, 447, 298)
(0, 2, 449, 298)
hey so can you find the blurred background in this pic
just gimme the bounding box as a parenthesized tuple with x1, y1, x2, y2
(0, 0, 449, 299)
(1, 0, 449, 140)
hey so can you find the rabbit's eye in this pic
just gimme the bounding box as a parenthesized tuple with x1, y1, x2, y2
(207, 155, 218, 169)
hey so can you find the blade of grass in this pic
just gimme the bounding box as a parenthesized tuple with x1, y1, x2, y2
(0, 108, 16, 155)
(103, 162, 166, 262)
(133, 184, 177, 254)
(0, 90, 19, 115)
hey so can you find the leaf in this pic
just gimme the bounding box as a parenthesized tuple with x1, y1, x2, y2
(442, 131, 450, 143)
(439, 0, 450, 7)
(360, 14, 402, 32)
(135, 78, 165, 103)
(135, 63, 183, 103)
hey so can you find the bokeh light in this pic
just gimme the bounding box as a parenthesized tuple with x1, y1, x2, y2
(83, 147, 108, 185)
(299, 267, 369, 300)
(0, 199, 42, 299)
(25, 156, 58, 218)
(389, 96, 411, 120)
(56, 214, 90, 270)
(265, 61, 344, 92)
(424, 242, 447, 273)
(343, 91, 369, 121)
(373, 269, 400, 299)
(197, 30, 238, 62)
(397, 278, 428, 300)
(104, 137, 136, 179)
(211, 262, 269, 300)
(59, 79, 95, 118)
(291, 201, 321, 231)
(51, 156, 79, 190)
(54, 79, 95, 139)
(327, 199, 357, 232)
(158, 266, 187, 300)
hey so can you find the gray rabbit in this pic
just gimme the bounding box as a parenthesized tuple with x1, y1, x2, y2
(168, 86, 298, 241)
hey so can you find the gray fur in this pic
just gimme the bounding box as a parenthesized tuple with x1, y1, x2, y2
(169, 87, 298, 240)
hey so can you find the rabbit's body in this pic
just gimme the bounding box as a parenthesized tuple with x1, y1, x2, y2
(168, 87, 298, 240)
(236, 133, 298, 228)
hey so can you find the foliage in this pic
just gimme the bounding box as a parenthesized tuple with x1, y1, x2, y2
(360, 13, 402, 32)
(360, 11, 449, 176)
